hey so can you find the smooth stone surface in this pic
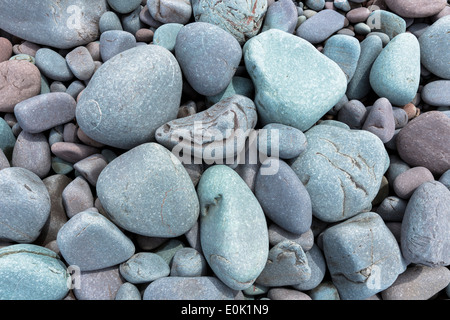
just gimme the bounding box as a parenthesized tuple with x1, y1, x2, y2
(120, 252, 170, 284)
(0, 244, 69, 300)
(108, 0, 141, 14)
(0, 167, 51, 243)
(205, 76, 255, 107)
(255, 158, 312, 235)
(296, 9, 347, 44)
(257, 123, 308, 159)
(385, 0, 447, 18)
(156, 95, 257, 163)
(369, 33, 421, 106)
(337, 99, 368, 129)
(376, 196, 407, 222)
(170, 247, 207, 277)
(99, 11, 123, 33)
(76, 45, 182, 149)
(12, 131, 51, 178)
(323, 35, 361, 83)
(192, 0, 268, 45)
(381, 265, 450, 300)
(143, 276, 238, 300)
(0, 37, 12, 62)
(346, 7, 371, 23)
(309, 281, 340, 300)
(261, 0, 298, 34)
(256, 240, 311, 287)
(148, 0, 192, 24)
(244, 29, 347, 132)
(322, 211, 407, 300)
(0, 117, 16, 160)
(291, 121, 389, 223)
(73, 266, 124, 300)
(121, 5, 145, 35)
(393, 166, 435, 199)
(0, 0, 108, 49)
(97, 143, 199, 237)
(62, 176, 95, 218)
(65, 46, 96, 81)
(362, 97, 395, 143)
(197, 165, 269, 290)
(115, 282, 141, 300)
(421, 80, 450, 107)
(439, 169, 450, 190)
(153, 23, 183, 52)
(14, 92, 76, 134)
(367, 10, 406, 40)
(51, 142, 100, 164)
(291, 244, 327, 291)
(267, 288, 311, 300)
(0, 149, 10, 170)
(73, 154, 108, 186)
(35, 48, 73, 82)
(396, 111, 450, 175)
(419, 16, 450, 80)
(401, 181, 450, 267)
(57, 210, 135, 271)
(175, 22, 242, 97)
(268, 224, 314, 251)
(99, 30, 137, 62)
(0, 60, 41, 113)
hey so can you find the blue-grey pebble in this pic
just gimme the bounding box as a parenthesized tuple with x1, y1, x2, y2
(296, 9, 347, 44)
(73, 266, 124, 300)
(346, 35, 383, 100)
(367, 31, 391, 46)
(337, 99, 368, 129)
(244, 29, 347, 132)
(99, 11, 123, 33)
(0, 117, 15, 160)
(376, 196, 407, 222)
(108, 0, 141, 14)
(255, 240, 311, 287)
(143, 276, 239, 300)
(14, 92, 76, 134)
(261, 0, 298, 34)
(96, 143, 199, 237)
(322, 211, 407, 300)
(148, 0, 192, 24)
(66, 80, 86, 100)
(197, 165, 269, 290)
(323, 35, 361, 83)
(370, 33, 421, 106)
(57, 210, 135, 271)
(12, 130, 51, 178)
(115, 282, 141, 300)
(290, 121, 389, 223)
(392, 107, 409, 129)
(76, 45, 182, 149)
(205, 76, 255, 107)
(0, 244, 69, 300)
(401, 181, 450, 267)
(421, 80, 450, 107)
(121, 6, 144, 35)
(65, 46, 96, 81)
(267, 288, 311, 300)
(366, 9, 406, 39)
(73, 154, 108, 187)
(419, 15, 450, 80)
(120, 252, 170, 284)
(50, 81, 67, 93)
(257, 123, 307, 159)
(255, 158, 312, 235)
(362, 97, 395, 143)
(386, 154, 411, 187)
(439, 169, 450, 190)
(153, 23, 183, 52)
(170, 247, 207, 277)
(354, 22, 371, 35)
(99, 30, 137, 62)
(291, 244, 327, 291)
(268, 224, 314, 251)
(309, 281, 340, 300)
(0, 167, 51, 243)
(305, 0, 325, 11)
(35, 48, 73, 81)
(175, 22, 242, 97)
(0, 149, 9, 170)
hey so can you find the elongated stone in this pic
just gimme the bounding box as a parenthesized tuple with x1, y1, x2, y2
(323, 35, 361, 83)
(384, 0, 447, 18)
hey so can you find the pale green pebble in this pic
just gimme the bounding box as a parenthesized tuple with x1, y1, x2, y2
(303, 10, 317, 18)
(354, 22, 371, 35)
(336, 28, 355, 37)
(153, 23, 183, 52)
(154, 239, 185, 266)
(115, 282, 141, 300)
(51, 157, 73, 175)
(367, 32, 391, 46)
(297, 15, 307, 28)
(206, 76, 254, 107)
(9, 53, 35, 64)
(309, 281, 340, 300)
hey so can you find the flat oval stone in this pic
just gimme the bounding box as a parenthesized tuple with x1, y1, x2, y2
(35, 48, 73, 82)
(419, 16, 450, 80)
(96, 143, 199, 237)
(255, 240, 311, 287)
(421, 80, 450, 107)
(366, 10, 406, 40)
(12, 131, 51, 179)
(0, 60, 41, 113)
(175, 22, 242, 97)
(261, 0, 298, 34)
(197, 165, 269, 290)
(65, 46, 96, 81)
(291, 121, 389, 223)
(255, 158, 312, 235)
(57, 210, 135, 271)
(396, 111, 450, 175)
(244, 29, 347, 132)
(148, 0, 192, 24)
(362, 97, 396, 143)
(322, 211, 407, 300)
(393, 166, 435, 199)
(296, 9, 347, 44)
(120, 252, 170, 284)
(257, 123, 308, 159)
(143, 276, 238, 300)
(385, 0, 447, 18)
(155, 95, 257, 163)
(14, 92, 76, 134)
(99, 30, 137, 62)
(323, 35, 361, 83)
(76, 45, 182, 150)
(0, 167, 51, 243)
(0, 0, 107, 49)
(192, 0, 268, 45)
(0, 244, 69, 300)
(401, 181, 450, 267)
(51, 142, 100, 164)
(370, 33, 421, 106)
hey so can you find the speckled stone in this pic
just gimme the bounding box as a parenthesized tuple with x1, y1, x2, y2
(143, 276, 239, 300)
(120, 252, 170, 284)
(0, 244, 69, 300)
(153, 23, 183, 52)
(175, 22, 242, 97)
(0, 0, 107, 49)
(197, 165, 269, 290)
(296, 9, 347, 44)
(115, 282, 141, 300)
(65, 46, 96, 81)
(370, 33, 421, 106)
(309, 281, 340, 300)
(366, 9, 406, 40)
(419, 15, 450, 80)
(268, 224, 314, 251)
(0, 167, 51, 243)
(192, 0, 268, 45)
(401, 181, 450, 267)
(97, 143, 199, 237)
(99, 30, 137, 62)
(12, 131, 51, 178)
(76, 45, 182, 150)
(73, 154, 108, 186)
(73, 266, 124, 300)
(57, 210, 135, 271)
(323, 34, 361, 83)
(205, 76, 255, 107)
(261, 0, 298, 34)
(35, 48, 73, 82)
(290, 121, 389, 223)
(244, 29, 347, 132)
(322, 211, 407, 300)
(257, 123, 307, 159)
(99, 11, 123, 33)
(385, 0, 447, 18)
(170, 247, 207, 277)
(148, 0, 192, 24)
(291, 244, 327, 291)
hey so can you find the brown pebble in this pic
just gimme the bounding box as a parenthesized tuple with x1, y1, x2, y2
(346, 7, 371, 23)
(135, 28, 154, 43)
(77, 127, 105, 148)
(402, 103, 417, 120)
(0, 37, 12, 62)
(51, 142, 100, 164)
